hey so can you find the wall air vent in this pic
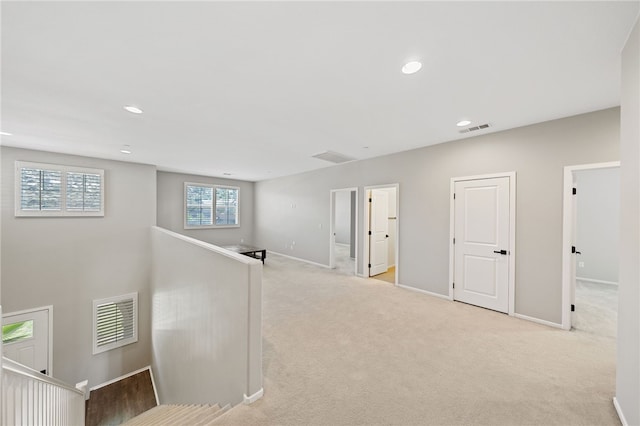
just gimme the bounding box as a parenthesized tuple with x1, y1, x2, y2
(311, 151, 356, 164)
(459, 123, 491, 134)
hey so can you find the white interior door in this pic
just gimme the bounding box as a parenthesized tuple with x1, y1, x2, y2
(454, 177, 510, 313)
(369, 189, 389, 276)
(3, 308, 50, 375)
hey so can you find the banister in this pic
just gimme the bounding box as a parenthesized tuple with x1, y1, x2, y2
(2, 356, 85, 396)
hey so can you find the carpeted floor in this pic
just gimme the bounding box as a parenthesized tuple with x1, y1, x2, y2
(217, 254, 618, 426)
(574, 280, 618, 339)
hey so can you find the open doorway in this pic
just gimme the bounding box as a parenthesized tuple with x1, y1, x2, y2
(329, 188, 358, 275)
(562, 162, 620, 336)
(363, 184, 399, 285)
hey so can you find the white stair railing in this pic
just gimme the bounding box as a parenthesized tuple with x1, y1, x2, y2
(2, 357, 85, 426)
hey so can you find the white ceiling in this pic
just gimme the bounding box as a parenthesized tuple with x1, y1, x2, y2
(2, 1, 638, 182)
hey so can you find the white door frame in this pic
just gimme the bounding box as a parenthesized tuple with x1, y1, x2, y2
(3, 305, 54, 376)
(329, 187, 358, 275)
(362, 184, 400, 284)
(561, 161, 620, 330)
(449, 172, 517, 315)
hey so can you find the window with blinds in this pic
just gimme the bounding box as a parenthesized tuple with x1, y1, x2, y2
(92, 293, 138, 354)
(15, 161, 104, 217)
(184, 182, 239, 228)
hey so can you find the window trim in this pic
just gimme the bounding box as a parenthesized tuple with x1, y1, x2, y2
(184, 182, 240, 229)
(92, 292, 138, 355)
(15, 161, 105, 217)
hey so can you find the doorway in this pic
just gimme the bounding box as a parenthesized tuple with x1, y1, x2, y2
(330, 188, 358, 275)
(2, 306, 53, 375)
(363, 184, 399, 284)
(561, 162, 620, 333)
(449, 172, 516, 314)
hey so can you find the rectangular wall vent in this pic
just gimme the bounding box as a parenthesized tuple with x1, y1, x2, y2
(311, 151, 355, 164)
(459, 123, 491, 134)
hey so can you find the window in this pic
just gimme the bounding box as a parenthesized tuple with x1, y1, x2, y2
(2, 320, 34, 344)
(92, 293, 138, 354)
(185, 182, 239, 228)
(15, 161, 104, 217)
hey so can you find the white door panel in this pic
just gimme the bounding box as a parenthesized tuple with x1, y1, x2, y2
(3, 309, 50, 375)
(454, 177, 510, 313)
(369, 189, 389, 276)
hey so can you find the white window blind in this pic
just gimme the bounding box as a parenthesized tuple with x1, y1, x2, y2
(92, 293, 138, 354)
(15, 161, 105, 217)
(184, 182, 239, 228)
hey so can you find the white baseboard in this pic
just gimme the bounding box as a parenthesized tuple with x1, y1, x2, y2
(397, 284, 451, 300)
(244, 388, 264, 404)
(613, 397, 628, 426)
(514, 313, 563, 329)
(269, 251, 329, 268)
(576, 277, 618, 286)
(89, 366, 153, 392)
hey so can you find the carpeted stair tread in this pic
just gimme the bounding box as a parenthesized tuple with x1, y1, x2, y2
(123, 403, 229, 426)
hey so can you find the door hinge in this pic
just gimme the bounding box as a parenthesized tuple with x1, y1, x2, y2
(368, 231, 372, 236)
(369, 198, 372, 203)
(368, 263, 371, 269)
(453, 193, 456, 200)
(571, 304, 575, 312)
(452, 282, 455, 289)
(572, 188, 577, 195)
(453, 238, 455, 244)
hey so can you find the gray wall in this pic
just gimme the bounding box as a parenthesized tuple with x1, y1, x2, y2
(254, 108, 620, 324)
(616, 15, 639, 426)
(150, 227, 262, 406)
(575, 168, 620, 284)
(1, 146, 156, 388)
(334, 190, 351, 245)
(156, 171, 254, 247)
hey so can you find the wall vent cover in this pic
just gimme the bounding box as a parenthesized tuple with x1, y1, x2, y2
(312, 151, 355, 164)
(459, 123, 491, 134)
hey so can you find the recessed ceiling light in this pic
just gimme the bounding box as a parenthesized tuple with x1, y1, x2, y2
(402, 61, 422, 75)
(124, 105, 143, 114)
(456, 120, 472, 127)
(0, 131, 13, 136)
(223, 173, 232, 176)
(120, 145, 132, 154)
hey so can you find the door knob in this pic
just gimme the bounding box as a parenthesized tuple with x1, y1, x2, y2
(493, 250, 507, 255)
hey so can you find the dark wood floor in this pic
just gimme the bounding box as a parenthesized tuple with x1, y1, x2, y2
(85, 369, 157, 426)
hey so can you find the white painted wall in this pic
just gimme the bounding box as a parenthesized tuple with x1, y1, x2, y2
(615, 14, 640, 426)
(254, 108, 620, 325)
(334, 190, 351, 245)
(156, 171, 254, 246)
(150, 227, 262, 406)
(575, 168, 620, 284)
(1, 146, 156, 388)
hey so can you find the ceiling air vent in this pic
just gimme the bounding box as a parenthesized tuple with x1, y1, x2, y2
(459, 123, 491, 134)
(311, 151, 355, 164)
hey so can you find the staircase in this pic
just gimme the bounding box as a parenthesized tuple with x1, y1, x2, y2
(123, 403, 231, 426)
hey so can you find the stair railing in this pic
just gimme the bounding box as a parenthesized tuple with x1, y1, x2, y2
(2, 357, 85, 426)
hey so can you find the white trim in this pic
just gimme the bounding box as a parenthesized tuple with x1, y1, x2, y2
(362, 184, 400, 284)
(75, 380, 89, 400)
(89, 366, 154, 392)
(576, 277, 618, 286)
(148, 367, 160, 405)
(613, 397, 628, 426)
(243, 387, 264, 404)
(397, 284, 450, 300)
(449, 172, 517, 315)
(3, 305, 54, 376)
(514, 313, 563, 329)
(329, 187, 358, 276)
(269, 251, 330, 268)
(561, 161, 620, 330)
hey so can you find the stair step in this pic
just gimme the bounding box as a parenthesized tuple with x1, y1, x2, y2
(123, 403, 231, 426)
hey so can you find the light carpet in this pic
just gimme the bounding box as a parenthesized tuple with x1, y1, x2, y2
(217, 254, 618, 426)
